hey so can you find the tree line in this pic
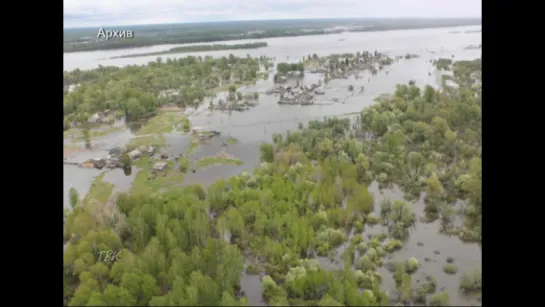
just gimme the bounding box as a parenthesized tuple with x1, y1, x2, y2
(63, 55, 266, 130)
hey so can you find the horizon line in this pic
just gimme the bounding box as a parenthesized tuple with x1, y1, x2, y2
(64, 16, 482, 30)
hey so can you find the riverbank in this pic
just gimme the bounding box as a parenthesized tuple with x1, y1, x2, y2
(111, 42, 268, 59)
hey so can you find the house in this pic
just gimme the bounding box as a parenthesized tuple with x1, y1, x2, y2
(108, 147, 123, 156)
(147, 146, 156, 156)
(129, 150, 141, 160)
(87, 113, 100, 123)
(153, 162, 168, 172)
(91, 158, 105, 169)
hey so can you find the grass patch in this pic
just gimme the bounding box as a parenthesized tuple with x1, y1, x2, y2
(126, 135, 165, 150)
(82, 173, 114, 205)
(443, 264, 458, 275)
(64, 126, 124, 141)
(246, 264, 265, 275)
(187, 135, 201, 154)
(181, 117, 191, 132)
(195, 155, 243, 167)
(63, 129, 80, 139)
(64, 144, 82, 156)
(135, 112, 187, 135)
(133, 156, 152, 168)
(460, 270, 481, 293)
(226, 137, 237, 144)
(211, 80, 258, 93)
(130, 160, 186, 195)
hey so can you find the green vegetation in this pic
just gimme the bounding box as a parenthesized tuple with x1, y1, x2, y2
(82, 173, 114, 206)
(121, 153, 131, 169)
(64, 58, 481, 306)
(226, 137, 238, 145)
(404, 257, 419, 274)
(181, 118, 191, 132)
(460, 269, 482, 293)
(134, 112, 188, 135)
(429, 291, 450, 306)
(126, 135, 165, 150)
(195, 155, 244, 167)
(404, 53, 419, 59)
(414, 275, 437, 303)
(112, 42, 268, 59)
(82, 127, 91, 148)
(64, 125, 124, 141)
(246, 264, 265, 275)
(274, 62, 305, 82)
(304, 51, 394, 83)
(443, 264, 458, 274)
(179, 157, 190, 173)
(129, 158, 186, 195)
(434, 58, 454, 71)
(64, 55, 266, 129)
(69, 187, 79, 209)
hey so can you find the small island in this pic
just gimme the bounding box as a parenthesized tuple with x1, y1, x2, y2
(111, 42, 268, 59)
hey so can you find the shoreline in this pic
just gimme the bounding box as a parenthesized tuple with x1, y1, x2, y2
(110, 42, 268, 59)
(64, 22, 481, 53)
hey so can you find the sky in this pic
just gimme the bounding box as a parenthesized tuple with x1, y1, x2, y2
(64, 0, 482, 28)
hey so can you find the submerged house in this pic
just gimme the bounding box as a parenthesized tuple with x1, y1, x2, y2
(129, 150, 141, 160)
(153, 162, 168, 172)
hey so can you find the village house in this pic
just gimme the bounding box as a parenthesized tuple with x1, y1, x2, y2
(129, 149, 141, 160)
(153, 162, 168, 172)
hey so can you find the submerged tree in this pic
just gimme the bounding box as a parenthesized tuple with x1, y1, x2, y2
(68, 187, 79, 209)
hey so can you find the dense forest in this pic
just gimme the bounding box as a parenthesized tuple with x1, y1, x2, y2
(112, 42, 269, 59)
(64, 57, 481, 306)
(63, 55, 271, 129)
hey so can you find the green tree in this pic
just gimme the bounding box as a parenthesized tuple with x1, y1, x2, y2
(69, 187, 79, 209)
(260, 143, 274, 163)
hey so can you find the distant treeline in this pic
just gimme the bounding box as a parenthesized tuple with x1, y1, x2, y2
(111, 42, 268, 59)
(63, 19, 481, 53)
(64, 30, 325, 53)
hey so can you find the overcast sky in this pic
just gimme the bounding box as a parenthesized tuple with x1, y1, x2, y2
(64, 0, 482, 28)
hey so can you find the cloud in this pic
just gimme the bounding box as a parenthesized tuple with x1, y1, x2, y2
(64, 0, 482, 28)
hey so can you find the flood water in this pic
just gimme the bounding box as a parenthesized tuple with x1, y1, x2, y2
(182, 136, 261, 188)
(64, 25, 481, 305)
(316, 181, 482, 306)
(64, 25, 481, 71)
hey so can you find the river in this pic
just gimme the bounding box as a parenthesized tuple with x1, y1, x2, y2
(64, 25, 481, 71)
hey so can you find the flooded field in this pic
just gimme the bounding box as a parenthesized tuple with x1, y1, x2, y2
(182, 136, 261, 188)
(316, 181, 481, 306)
(64, 25, 481, 305)
(240, 272, 266, 306)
